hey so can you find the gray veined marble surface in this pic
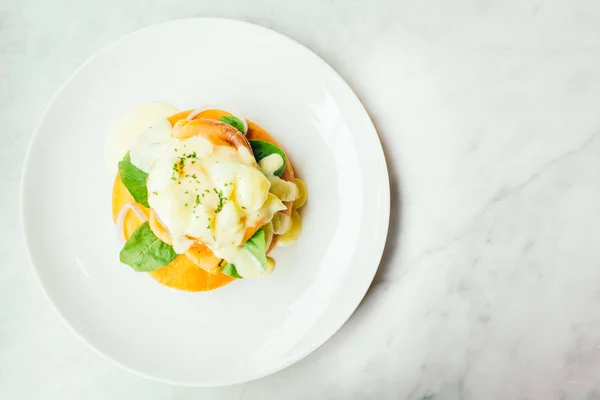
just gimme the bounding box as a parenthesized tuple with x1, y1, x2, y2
(3, 0, 600, 399)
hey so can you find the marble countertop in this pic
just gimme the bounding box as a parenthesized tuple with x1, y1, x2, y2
(3, 0, 600, 399)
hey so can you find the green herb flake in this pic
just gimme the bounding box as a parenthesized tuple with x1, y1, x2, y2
(213, 188, 226, 213)
(171, 161, 180, 181)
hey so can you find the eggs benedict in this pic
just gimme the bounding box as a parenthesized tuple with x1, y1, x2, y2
(110, 105, 307, 291)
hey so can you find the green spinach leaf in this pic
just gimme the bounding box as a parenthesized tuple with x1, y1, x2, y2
(119, 222, 177, 272)
(118, 153, 149, 207)
(249, 140, 287, 177)
(220, 228, 267, 278)
(243, 228, 267, 268)
(221, 263, 243, 279)
(219, 116, 245, 133)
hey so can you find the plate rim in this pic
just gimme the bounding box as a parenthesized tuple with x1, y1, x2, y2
(20, 17, 390, 386)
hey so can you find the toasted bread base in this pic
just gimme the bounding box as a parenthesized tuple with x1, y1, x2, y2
(112, 109, 294, 291)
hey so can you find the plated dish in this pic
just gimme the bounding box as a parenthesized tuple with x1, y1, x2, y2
(109, 104, 307, 291)
(22, 18, 389, 386)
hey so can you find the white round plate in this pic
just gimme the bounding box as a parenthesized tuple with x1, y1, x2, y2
(22, 18, 389, 386)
